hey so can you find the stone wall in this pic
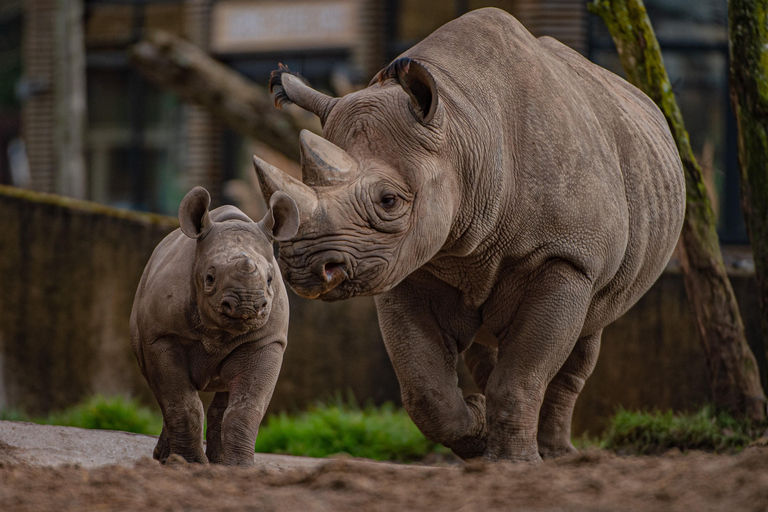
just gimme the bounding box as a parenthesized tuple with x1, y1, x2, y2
(0, 185, 764, 436)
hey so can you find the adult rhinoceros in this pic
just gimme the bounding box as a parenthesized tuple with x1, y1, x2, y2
(253, 8, 685, 462)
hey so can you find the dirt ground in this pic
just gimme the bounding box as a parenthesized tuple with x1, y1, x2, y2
(2, 421, 768, 511)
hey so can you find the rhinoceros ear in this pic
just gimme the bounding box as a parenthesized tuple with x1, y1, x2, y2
(374, 57, 439, 125)
(270, 64, 339, 126)
(179, 186, 212, 239)
(258, 191, 300, 242)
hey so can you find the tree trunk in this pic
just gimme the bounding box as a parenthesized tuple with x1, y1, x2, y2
(54, 0, 87, 199)
(589, 0, 766, 420)
(729, 0, 768, 415)
(128, 31, 319, 163)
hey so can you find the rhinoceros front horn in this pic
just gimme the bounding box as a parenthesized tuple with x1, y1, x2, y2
(299, 130, 359, 187)
(252, 155, 318, 216)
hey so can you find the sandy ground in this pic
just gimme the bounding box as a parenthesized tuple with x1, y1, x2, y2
(2, 421, 768, 511)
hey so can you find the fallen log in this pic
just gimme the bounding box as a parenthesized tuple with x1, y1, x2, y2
(129, 30, 319, 162)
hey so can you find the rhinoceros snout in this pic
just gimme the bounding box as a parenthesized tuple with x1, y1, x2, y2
(290, 254, 348, 299)
(219, 295, 268, 320)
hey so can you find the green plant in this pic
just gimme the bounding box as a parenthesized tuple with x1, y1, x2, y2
(601, 405, 764, 455)
(37, 395, 162, 435)
(254, 398, 449, 462)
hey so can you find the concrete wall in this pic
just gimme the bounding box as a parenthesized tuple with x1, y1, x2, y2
(1, 185, 765, 436)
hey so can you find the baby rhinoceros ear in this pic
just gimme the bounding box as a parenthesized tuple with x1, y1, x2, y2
(179, 186, 213, 239)
(259, 191, 300, 241)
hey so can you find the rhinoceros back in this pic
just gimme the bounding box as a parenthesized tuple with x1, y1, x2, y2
(404, 8, 685, 333)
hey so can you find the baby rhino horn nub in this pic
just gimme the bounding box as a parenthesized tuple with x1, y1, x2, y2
(299, 130, 359, 186)
(252, 155, 318, 215)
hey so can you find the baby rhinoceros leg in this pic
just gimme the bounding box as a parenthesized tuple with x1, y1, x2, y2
(154, 424, 170, 461)
(217, 342, 284, 466)
(537, 330, 602, 459)
(144, 338, 208, 464)
(376, 275, 486, 460)
(205, 392, 229, 464)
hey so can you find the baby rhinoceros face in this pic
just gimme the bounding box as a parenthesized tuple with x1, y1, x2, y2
(178, 186, 299, 336)
(198, 245, 275, 334)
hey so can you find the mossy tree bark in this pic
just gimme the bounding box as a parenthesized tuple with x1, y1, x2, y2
(589, 0, 766, 420)
(129, 31, 318, 162)
(729, 0, 768, 416)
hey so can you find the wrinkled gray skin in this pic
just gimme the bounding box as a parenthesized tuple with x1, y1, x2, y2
(130, 186, 299, 466)
(254, 8, 685, 462)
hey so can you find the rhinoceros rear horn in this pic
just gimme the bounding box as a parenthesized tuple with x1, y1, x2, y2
(270, 64, 339, 126)
(252, 155, 318, 215)
(374, 57, 439, 125)
(179, 186, 212, 239)
(299, 130, 359, 186)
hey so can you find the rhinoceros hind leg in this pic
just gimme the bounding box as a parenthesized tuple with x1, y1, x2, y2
(537, 330, 602, 459)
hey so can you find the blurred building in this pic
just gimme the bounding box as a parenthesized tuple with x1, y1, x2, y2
(1, 0, 746, 240)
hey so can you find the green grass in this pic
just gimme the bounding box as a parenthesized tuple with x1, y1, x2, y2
(2, 395, 162, 436)
(5, 395, 764, 460)
(254, 399, 450, 462)
(601, 405, 765, 455)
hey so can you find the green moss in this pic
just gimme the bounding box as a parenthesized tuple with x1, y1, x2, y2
(0, 185, 178, 228)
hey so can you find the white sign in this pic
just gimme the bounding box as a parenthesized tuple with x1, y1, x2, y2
(211, 0, 360, 53)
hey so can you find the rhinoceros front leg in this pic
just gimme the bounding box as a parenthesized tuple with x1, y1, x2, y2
(205, 392, 229, 463)
(375, 275, 485, 460)
(483, 260, 594, 463)
(537, 329, 601, 459)
(218, 341, 283, 466)
(143, 339, 207, 464)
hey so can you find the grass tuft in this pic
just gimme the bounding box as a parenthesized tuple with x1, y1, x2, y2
(2, 395, 162, 436)
(602, 405, 764, 454)
(254, 398, 449, 462)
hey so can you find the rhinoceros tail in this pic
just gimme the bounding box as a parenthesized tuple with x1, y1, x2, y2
(269, 63, 307, 109)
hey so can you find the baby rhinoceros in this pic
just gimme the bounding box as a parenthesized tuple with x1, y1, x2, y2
(130, 186, 299, 466)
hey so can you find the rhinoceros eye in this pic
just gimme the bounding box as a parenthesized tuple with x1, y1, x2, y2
(205, 274, 215, 287)
(380, 194, 398, 209)
(267, 275, 273, 287)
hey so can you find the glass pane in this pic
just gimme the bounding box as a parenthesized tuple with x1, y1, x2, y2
(85, 5, 134, 47)
(644, 0, 727, 45)
(144, 3, 186, 39)
(398, 0, 455, 42)
(87, 69, 184, 215)
(467, 1, 516, 14)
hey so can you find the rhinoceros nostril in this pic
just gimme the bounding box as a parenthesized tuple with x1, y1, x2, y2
(220, 298, 236, 316)
(322, 261, 346, 282)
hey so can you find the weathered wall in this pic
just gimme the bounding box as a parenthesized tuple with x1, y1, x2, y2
(0, 186, 764, 436)
(574, 268, 766, 434)
(0, 185, 400, 416)
(0, 185, 175, 414)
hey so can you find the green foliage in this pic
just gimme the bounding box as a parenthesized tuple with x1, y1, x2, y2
(0, 408, 29, 422)
(1, 396, 163, 436)
(602, 406, 764, 454)
(254, 398, 449, 462)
